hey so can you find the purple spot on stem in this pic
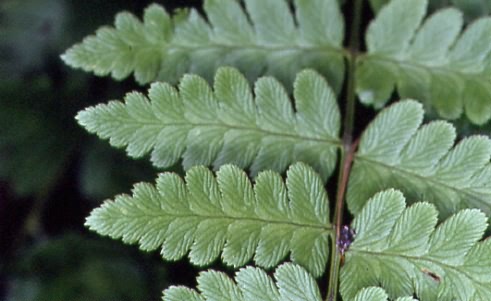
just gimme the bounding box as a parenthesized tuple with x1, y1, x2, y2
(337, 225, 355, 255)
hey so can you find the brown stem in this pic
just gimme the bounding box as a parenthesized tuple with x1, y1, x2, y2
(335, 138, 359, 237)
(326, 0, 364, 298)
(326, 138, 359, 301)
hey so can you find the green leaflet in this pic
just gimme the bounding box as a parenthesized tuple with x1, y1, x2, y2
(341, 189, 491, 301)
(162, 263, 322, 301)
(369, 0, 491, 21)
(359, 0, 491, 125)
(163, 266, 415, 301)
(61, 0, 345, 92)
(347, 100, 491, 217)
(85, 163, 332, 277)
(76, 67, 341, 181)
(352, 287, 416, 301)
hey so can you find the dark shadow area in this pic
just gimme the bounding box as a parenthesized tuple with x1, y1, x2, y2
(0, 1, 203, 300)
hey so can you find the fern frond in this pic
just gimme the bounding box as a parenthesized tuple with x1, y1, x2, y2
(163, 267, 415, 301)
(61, 0, 345, 91)
(85, 163, 332, 277)
(352, 287, 416, 301)
(358, 0, 491, 124)
(162, 263, 322, 301)
(76, 67, 341, 181)
(341, 189, 491, 301)
(347, 100, 491, 217)
(370, 0, 491, 21)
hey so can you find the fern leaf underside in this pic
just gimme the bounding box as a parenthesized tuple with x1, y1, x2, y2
(352, 287, 416, 301)
(61, 0, 345, 91)
(162, 263, 322, 301)
(163, 265, 416, 301)
(76, 67, 341, 181)
(85, 163, 331, 277)
(342, 189, 491, 301)
(68, 0, 491, 299)
(359, 0, 491, 124)
(348, 100, 491, 217)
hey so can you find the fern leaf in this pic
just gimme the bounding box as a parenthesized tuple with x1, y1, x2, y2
(163, 267, 415, 301)
(358, 0, 491, 124)
(85, 163, 331, 277)
(61, 0, 345, 91)
(76, 67, 341, 181)
(341, 189, 491, 301)
(347, 100, 491, 217)
(353, 287, 416, 301)
(370, 0, 491, 21)
(162, 263, 322, 301)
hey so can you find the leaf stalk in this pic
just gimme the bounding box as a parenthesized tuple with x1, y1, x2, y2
(326, 0, 363, 299)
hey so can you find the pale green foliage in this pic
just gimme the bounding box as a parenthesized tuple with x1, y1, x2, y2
(341, 189, 491, 301)
(85, 163, 331, 277)
(62, 3, 172, 85)
(163, 273, 415, 301)
(64, 0, 491, 125)
(162, 263, 322, 301)
(348, 100, 491, 217)
(66, 0, 491, 299)
(76, 67, 341, 181)
(61, 0, 345, 91)
(352, 287, 416, 301)
(370, 0, 491, 21)
(358, 0, 491, 124)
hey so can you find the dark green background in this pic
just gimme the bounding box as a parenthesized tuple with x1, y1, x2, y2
(0, 1, 201, 300)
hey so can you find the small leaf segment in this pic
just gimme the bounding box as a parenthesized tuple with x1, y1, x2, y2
(76, 67, 341, 181)
(162, 263, 323, 301)
(162, 264, 415, 301)
(86, 163, 332, 277)
(341, 189, 491, 301)
(61, 0, 346, 91)
(348, 100, 491, 217)
(352, 287, 416, 301)
(369, 0, 491, 22)
(358, 0, 491, 124)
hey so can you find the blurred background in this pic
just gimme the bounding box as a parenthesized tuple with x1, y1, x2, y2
(0, 1, 202, 300)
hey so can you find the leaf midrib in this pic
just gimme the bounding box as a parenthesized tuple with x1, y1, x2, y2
(169, 43, 346, 56)
(103, 115, 343, 147)
(355, 155, 490, 209)
(104, 209, 333, 232)
(85, 30, 348, 62)
(350, 248, 483, 286)
(363, 54, 489, 85)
